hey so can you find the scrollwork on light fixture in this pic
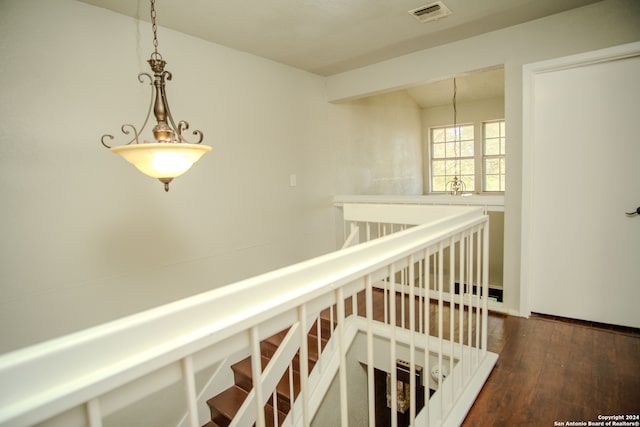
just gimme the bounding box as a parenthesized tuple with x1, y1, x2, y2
(101, 0, 211, 192)
(101, 74, 154, 148)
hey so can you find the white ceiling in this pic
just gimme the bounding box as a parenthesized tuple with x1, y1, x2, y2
(79, 0, 602, 76)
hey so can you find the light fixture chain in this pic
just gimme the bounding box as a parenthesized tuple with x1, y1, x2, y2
(150, 0, 159, 56)
(453, 77, 460, 177)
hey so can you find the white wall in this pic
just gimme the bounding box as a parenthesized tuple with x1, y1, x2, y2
(0, 0, 335, 353)
(311, 338, 369, 427)
(325, 0, 640, 314)
(329, 91, 423, 195)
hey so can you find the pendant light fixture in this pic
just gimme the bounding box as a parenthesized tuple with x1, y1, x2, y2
(446, 77, 466, 195)
(101, 0, 211, 192)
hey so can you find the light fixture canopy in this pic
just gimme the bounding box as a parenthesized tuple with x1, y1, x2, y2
(101, 0, 211, 192)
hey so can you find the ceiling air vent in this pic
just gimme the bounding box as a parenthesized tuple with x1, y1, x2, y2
(409, 1, 452, 23)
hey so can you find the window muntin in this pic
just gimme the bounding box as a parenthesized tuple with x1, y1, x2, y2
(483, 120, 506, 192)
(428, 120, 506, 194)
(430, 124, 475, 192)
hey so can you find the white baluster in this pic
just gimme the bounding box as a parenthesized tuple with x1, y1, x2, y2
(459, 233, 466, 385)
(437, 241, 444, 419)
(86, 398, 102, 427)
(298, 305, 310, 426)
(250, 327, 265, 427)
(181, 356, 199, 427)
(288, 361, 295, 421)
(475, 227, 481, 366)
(423, 248, 431, 425)
(482, 222, 490, 354)
(337, 287, 349, 427)
(468, 229, 474, 355)
(272, 391, 278, 427)
(389, 263, 398, 427)
(408, 254, 416, 426)
(418, 257, 424, 334)
(316, 318, 322, 372)
(449, 237, 455, 409)
(365, 275, 375, 427)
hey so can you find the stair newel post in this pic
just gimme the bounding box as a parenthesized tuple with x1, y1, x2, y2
(249, 326, 266, 427)
(180, 356, 199, 427)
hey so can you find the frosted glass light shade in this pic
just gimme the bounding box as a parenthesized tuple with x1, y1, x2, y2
(111, 143, 212, 179)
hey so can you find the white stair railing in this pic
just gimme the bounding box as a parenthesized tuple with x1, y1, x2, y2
(333, 203, 496, 426)
(0, 203, 496, 427)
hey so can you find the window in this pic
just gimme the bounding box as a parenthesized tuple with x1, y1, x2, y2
(483, 120, 506, 192)
(428, 120, 506, 193)
(430, 124, 475, 192)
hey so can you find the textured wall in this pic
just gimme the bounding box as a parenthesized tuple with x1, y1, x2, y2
(330, 91, 423, 196)
(0, 0, 335, 353)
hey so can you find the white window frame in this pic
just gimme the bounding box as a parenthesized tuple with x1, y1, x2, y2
(427, 119, 506, 194)
(429, 123, 476, 193)
(482, 120, 506, 193)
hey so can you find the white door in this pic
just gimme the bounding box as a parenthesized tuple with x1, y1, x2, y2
(522, 43, 640, 328)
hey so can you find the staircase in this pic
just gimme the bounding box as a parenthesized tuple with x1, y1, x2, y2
(204, 311, 333, 427)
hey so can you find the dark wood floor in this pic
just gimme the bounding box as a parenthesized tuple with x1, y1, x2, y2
(318, 290, 640, 425)
(206, 289, 638, 426)
(462, 312, 640, 426)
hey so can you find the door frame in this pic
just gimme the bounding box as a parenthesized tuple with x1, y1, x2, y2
(520, 41, 640, 318)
